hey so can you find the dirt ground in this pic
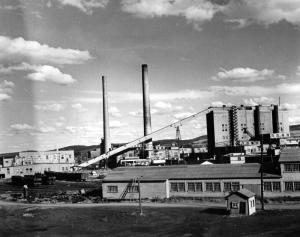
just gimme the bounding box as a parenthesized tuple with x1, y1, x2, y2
(1, 203, 300, 237)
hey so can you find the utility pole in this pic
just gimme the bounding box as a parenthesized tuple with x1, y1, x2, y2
(260, 135, 265, 210)
(138, 177, 143, 216)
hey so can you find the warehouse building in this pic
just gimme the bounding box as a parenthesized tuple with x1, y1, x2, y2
(102, 163, 281, 200)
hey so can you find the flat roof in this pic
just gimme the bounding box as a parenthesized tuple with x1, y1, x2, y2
(279, 148, 300, 163)
(103, 163, 280, 182)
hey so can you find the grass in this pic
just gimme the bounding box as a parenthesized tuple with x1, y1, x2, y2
(0, 205, 300, 236)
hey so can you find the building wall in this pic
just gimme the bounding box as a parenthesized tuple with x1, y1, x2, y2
(102, 181, 167, 200)
(278, 111, 290, 133)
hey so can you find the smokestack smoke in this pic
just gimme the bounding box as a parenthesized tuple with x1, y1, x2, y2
(102, 75, 110, 153)
(142, 64, 152, 136)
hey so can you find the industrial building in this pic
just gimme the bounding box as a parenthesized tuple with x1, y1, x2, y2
(206, 105, 289, 157)
(102, 147, 300, 200)
(0, 150, 75, 179)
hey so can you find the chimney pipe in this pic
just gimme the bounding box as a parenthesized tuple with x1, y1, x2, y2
(142, 64, 152, 136)
(102, 75, 110, 153)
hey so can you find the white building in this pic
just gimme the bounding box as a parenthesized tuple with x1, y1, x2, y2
(0, 150, 75, 179)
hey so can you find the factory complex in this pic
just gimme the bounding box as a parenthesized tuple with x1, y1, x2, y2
(1, 64, 300, 202)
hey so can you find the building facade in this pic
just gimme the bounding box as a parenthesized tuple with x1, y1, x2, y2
(0, 150, 75, 179)
(206, 105, 289, 155)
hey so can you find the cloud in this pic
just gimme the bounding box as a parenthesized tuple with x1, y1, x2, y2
(0, 80, 15, 101)
(174, 112, 194, 120)
(110, 120, 128, 129)
(211, 82, 300, 97)
(0, 35, 92, 65)
(129, 110, 142, 117)
(121, 0, 300, 29)
(289, 116, 300, 125)
(27, 65, 76, 85)
(71, 103, 87, 112)
(281, 103, 298, 110)
(212, 67, 280, 82)
(210, 101, 232, 107)
(223, 0, 300, 28)
(121, 0, 222, 28)
(34, 103, 65, 112)
(55, 0, 109, 14)
(109, 106, 122, 118)
(152, 101, 184, 115)
(10, 123, 56, 134)
(243, 97, 276, 106)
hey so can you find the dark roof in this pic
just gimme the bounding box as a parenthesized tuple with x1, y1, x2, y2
(279, 148, 300, 163)
(226, 189, 255, 199)
(103, 163, 280, 182)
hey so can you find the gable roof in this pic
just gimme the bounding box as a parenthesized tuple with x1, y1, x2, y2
(279, 148, 300, 163)
(103, 163, 280, 182)
(226, 189, 255, 199)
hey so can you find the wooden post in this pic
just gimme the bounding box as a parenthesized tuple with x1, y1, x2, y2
(260, 135, 265, 210)
(138, 178, 143, 216)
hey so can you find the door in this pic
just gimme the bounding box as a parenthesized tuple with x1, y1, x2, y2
(239, 201, 246, 214)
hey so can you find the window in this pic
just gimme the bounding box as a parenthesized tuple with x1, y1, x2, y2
(107, 186, 118, 193)
(272, 182, 281, 192)
(205, 182, 221, 192)
(170, 182, 185, 192)
(128, 185, 139, 193)
(224, 182, 231, 191)
(224, 182, 240, 191)
(284, 164, 300, 172)
(294, 182, 300, 191)
(213, 182, 221, 192)
(187, 182, 203, 192)
(285, 182, 294, 191)
(232, 182, 240, 191)
(231, 202, 238, 209)
(205, 182, 213, 192)
(264, 182, 272, 191)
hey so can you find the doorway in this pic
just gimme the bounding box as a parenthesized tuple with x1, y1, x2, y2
(239, 201, 246, 214)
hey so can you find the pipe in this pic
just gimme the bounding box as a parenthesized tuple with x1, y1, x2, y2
(272, 105, 279, 133)
(102, 75, 110, 153)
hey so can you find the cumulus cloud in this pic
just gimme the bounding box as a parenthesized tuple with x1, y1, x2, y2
(71, 103, 87, 112)
(0, 35, 92, 65)
(211, 82, 300, 97)
(243, 97, 276, 106)
(121, 0, 222, 29)
(289, 116, 300, 125)
(10, 123, 56, 134)
(34, 103, 65, 112)
(110, 120, 128, 129)
(174, 112, 194, 120)
(121, 0, 300, 29)
(109, 106, 122, 118)
(212, 67, 282, 82)
(55, 0, 109, 14)
(128, 110, 142, 117)
(210, 101, 232, 107)
(223, 0, 300, 28)
(281, 103, 298, 110)
(27, 65, 76, 85)
(0, 80, 15, 101)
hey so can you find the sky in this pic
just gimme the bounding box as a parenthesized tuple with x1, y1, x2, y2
(0, 0, 300, 153)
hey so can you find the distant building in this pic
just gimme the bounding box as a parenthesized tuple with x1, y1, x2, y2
(0, 150, 75, 179)
(206, 105, 289, 155)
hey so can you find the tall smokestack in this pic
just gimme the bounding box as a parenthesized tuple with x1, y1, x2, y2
(142, 64, 152, 136)
(102, 75, 110, 153)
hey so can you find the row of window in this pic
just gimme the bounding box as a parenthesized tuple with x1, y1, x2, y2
(285, 182, 300, 192)
(170, 181, 240, 193)
(107, 181, 300, 194)
(284, 164, 300, 172)
(263, 182, 281, 192)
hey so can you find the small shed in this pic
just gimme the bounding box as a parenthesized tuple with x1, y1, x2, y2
(226, 189, 256, 216)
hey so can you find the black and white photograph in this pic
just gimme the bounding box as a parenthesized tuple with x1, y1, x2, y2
(1, 0, 300, 236)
